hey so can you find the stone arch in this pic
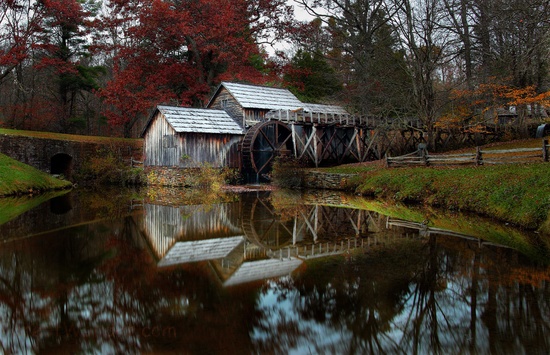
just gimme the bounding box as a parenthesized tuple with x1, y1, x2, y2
(50, 153, 73, 179)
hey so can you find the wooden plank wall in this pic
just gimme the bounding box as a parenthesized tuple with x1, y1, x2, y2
(144, 112, 242, 168)
(143, 203, 243, 259)
(208, 87, 270, 127)
(208, 88, 245, 127)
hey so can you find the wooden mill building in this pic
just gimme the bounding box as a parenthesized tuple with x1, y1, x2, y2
(142, 82, 378, 180)
(207, 81, 305, 128)
(141, 105, 243, 168)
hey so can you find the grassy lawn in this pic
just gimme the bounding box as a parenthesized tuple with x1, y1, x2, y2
(351, 164, 550, 230)
(0, 128, 141, 145)
(319, 137, 550, 233)
(0, 153, 72, 197)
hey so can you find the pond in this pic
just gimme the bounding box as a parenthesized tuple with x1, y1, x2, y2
(0, 188, 548, 354)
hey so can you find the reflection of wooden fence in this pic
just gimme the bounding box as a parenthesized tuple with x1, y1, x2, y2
(269, 237, 370, 260)
(387, 139, 549, 167)
(386, 218, 515, 249)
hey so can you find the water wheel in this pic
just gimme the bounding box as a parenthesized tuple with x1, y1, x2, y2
(241, 193, 294, 249)
(241, 120, 293, 178)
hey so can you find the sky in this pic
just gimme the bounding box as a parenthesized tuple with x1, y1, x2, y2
(266, 1, 315, 56)
(288, 0, 315, 22)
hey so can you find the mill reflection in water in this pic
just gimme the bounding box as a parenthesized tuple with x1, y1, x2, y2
(142, 193, 389, 287)
(0, 190, 548, 354)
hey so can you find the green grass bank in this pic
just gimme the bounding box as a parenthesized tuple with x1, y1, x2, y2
(0, 153, 73, 197)
(306, 139, 550, 234)
(346, 164, 549, 233)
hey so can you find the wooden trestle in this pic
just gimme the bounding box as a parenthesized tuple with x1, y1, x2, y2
(265, 109, 423, 167)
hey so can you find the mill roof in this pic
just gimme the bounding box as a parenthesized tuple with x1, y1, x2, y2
(223, 257, 303, 287)
(209, 82, 304, 111)
(142, 105, 244, 136)
(158, 236, 245, 267)
(302, 103, 349, 115)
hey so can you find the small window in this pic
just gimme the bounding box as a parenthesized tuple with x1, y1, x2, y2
(221, 99, 228, 108)
(162, 134, 176, 148)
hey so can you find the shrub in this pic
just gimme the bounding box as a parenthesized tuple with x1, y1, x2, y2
(76, 149, 144, 186)
(190, 164, 240, 190)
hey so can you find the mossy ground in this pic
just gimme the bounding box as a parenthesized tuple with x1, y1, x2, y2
(0, 153, 72, 197)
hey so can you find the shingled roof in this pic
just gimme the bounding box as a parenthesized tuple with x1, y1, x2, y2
(223, 258, 303, 287)
(158, 236, 245, 267)
(302, 103, 349, 115)
(210, 82, 304, 111)
(142, 105, 244, 136)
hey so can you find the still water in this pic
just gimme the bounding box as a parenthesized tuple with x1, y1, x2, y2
(0, 188, 549, 354)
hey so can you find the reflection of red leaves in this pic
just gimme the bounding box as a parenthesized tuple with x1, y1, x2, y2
(99, 235, 157, 288)
(507, 266, 550, 287)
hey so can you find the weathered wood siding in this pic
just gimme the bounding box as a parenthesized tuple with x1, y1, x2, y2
(208, 87, 245, 127)
(144, 112, 242, 168)
(142, 203, 243, 259)
(208, 87, 270, 127)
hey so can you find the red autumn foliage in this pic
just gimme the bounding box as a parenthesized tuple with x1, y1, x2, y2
(99, 0, 293, 135)
(0, 0, 42, 83)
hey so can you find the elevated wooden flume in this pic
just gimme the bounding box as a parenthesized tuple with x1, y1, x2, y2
(242, 107, 424, 176)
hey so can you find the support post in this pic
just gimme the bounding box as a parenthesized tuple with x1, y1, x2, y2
(313, 126, 319, 167)
(291, 124, 298, 158)
(476, 146, 483, 165)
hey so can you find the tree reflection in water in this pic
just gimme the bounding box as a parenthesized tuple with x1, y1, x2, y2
(251, 235, 550, 354)
(0, 190, 549, 354)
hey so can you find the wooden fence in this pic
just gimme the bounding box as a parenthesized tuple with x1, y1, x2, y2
(386, 139, 549, 167)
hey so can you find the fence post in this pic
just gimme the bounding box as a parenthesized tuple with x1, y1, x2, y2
(385, 153, 390, 167)
(423, 149, 429, 166)
(476, 147, 483, 165)
(418, 143, 428, 166)
(543, 139, 548, 162)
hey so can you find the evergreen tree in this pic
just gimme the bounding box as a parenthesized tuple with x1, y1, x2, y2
(284, 49, 342, 103)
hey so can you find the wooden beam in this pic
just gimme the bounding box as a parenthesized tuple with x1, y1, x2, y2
(300, 208, 318, 241)
(341, 128, 359, 163)
(313, 127, 319, 166)
(291, 123, 298, 158)
(320, 128, 339, 163)
(361, 129, 379, 161)
(297, 126, 317, 161)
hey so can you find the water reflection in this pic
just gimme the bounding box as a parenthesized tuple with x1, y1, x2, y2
(0, 189, 547, 354)
(252, 234, 550, 354)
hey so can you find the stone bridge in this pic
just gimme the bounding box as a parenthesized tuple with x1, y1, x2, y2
(0, 130, 143, 179)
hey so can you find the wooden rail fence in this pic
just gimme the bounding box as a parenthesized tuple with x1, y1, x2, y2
(386, 139, 549, 167)
(267, 236, 388, 260)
